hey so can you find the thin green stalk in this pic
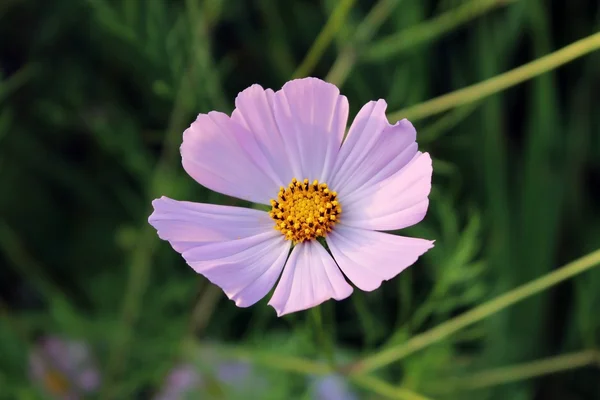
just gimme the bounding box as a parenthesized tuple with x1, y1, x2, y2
(430, 350, 600, 394)
(351, 375, 432, 400)
(101, 65, 196, 400)
(419, 103, 479, 144)
(352, 291, 380, 348)
(186, 0, 228, 110)
(257, 0, 296, 78)
(354, 0, 401, 43)
(292, 0, 357, 78)
(224, 347, 333, 376)
(187, 284, 223, 338)
(0, 63, 38, 103)
(326, 0, 401, 86)
(349, 248, 600, 375)
(364, 0, 517, 62)
(0, 221, 69, 303)
(326, 49, 357, 87)
(387, 31, 600, 122)
(311, 306, 334, 365)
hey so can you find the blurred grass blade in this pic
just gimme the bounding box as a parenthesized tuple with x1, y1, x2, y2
(0, 221, 67, 303)
(0, 64, 38, 104)
(186, 284, 223, 338)
(101, 65, 198, 400)
(87, 0, 137, 43)
(326, 0, 401, 86)
(353, 0, 401, 43)
(431, 349, 600, 394)
(350, 248, 600, 375)
(351, 375, 432, 400)
(310, 305, 334, 365)
(419, 102, 479, 144)
(351, 292, 383, 347)
(224, 347, 332, 375)
(257, 0, 296, 78)
(364, 0, 517, 62)
(0, 0, 20, 19)
(388, 31, 600, 122)
(292, 0, 357, 78)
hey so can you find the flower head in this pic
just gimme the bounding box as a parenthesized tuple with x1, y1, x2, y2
(149, 77, 433, 316)
(29, 336, 100, 400)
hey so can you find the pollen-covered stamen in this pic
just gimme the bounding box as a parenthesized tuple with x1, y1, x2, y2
(269, 178, 342, 243)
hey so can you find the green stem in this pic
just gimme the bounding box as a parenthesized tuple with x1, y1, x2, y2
(292, 0, 357, 78)
(418, 103, 480, 144)
(430, 349, 600, 394)
(225, 347, 332, 376)
(351, 375, 433, 400)
(364, 0, 517, 62)
(387, 31, 600, 122)
(350, 248, 600, 375)
(0, 63, 39, 104)
(311, 306, 334, 365)
(326, 0, 401, 86)
(187, 284, 223, 338)
(0, 221, 69, 303)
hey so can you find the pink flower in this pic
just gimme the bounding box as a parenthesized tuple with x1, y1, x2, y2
(29, 336, 100, 400)
(149, 77, 433, 316)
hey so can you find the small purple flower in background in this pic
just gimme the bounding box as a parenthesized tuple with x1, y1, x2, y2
(313, 374, 358, 400)
(149, 77, 434, 316)
(153, 355, 258, 399)
(29, 336, 100, 400)
(153, 364, 202, 400)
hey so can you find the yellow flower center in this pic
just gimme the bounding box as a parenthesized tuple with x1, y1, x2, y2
(269, 178, 342, 243)
(44, 370, 70, 395)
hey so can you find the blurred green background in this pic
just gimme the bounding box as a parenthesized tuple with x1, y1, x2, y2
(1, 0, 599, 399)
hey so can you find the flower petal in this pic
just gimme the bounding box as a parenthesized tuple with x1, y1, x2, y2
(182, 231, 291, 307)
(327, 225, 433, 291)
(272, 77, 349, 182)
(149, 196, 274, 253)
(330, 100, 419, 197)
(269, 240, 353, 316)
(181, 111, 281, 204)
(149, 197, 290, 307)
(231, 85, 292, 186)
(340, 152, 432, 231)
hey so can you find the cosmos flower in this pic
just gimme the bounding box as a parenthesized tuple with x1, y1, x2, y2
(149, 77, 433, 316)
(29, 336, 100, 400)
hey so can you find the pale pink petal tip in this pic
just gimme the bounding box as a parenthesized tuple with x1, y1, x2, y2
(148, 196, 291, 308)
(327, 225, 433, 292)
(181, 231, 291, 308)
(341, 152, 433, 231)
(268, 241, 353, 317)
